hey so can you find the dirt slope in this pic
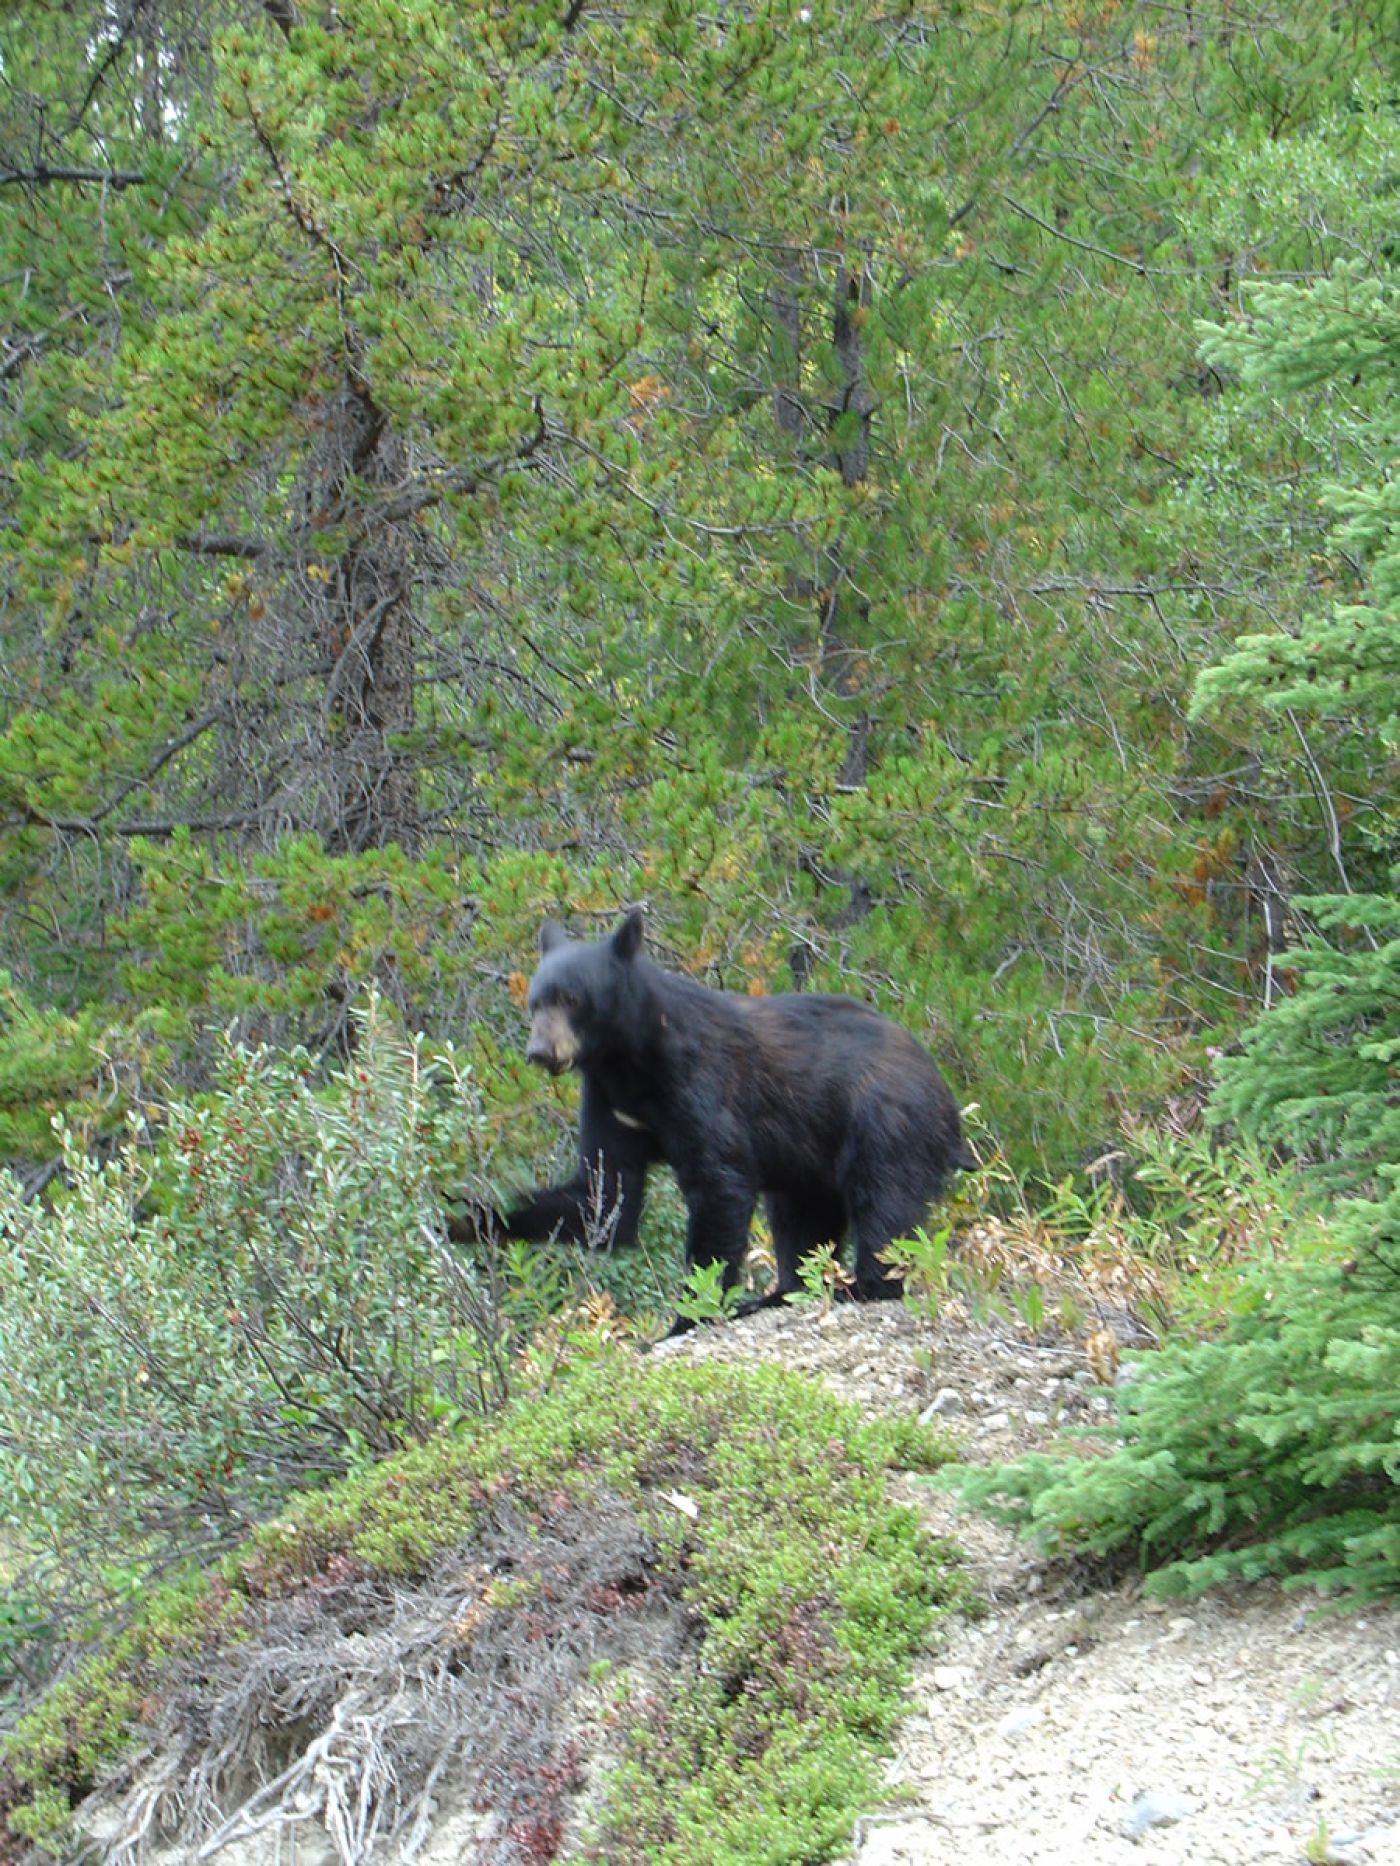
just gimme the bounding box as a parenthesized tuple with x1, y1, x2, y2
(658, 1302, 1400, 1866)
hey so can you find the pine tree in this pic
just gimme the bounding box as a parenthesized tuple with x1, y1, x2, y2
(1193, 243, 1400, 1259)
(2, 1, 1396, 1176)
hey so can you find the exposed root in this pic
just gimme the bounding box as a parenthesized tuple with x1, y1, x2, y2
(87, 1491, 693, 1866)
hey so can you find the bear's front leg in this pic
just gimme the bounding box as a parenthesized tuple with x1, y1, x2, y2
(658, 1176, 756, 1336)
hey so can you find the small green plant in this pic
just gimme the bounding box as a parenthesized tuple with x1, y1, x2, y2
(1055, 1287, 1087, 1336)
(1303, 1820, 1333, 1866)
(956, 1253, 1008, 1325)
(887, 1224, 954, 1324)
(671, 1258, 744, 1328)
(1011, 1279, 1047, 1336)
(789, 1244, 852, 1312)
(0, 1583, 53, 1718)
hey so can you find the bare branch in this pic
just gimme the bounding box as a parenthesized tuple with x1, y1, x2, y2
(0, 164, 146, 190)
(946, 60, 1090, 231)
(176, 532, 272, 560)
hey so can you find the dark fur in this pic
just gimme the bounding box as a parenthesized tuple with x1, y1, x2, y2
(485, 910, 969, 1322)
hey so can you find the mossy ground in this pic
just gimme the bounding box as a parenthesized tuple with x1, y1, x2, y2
(1, 1341, 965, 1865)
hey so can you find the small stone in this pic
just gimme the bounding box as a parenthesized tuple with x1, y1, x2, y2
(1119, 1789, 1199, 1841)
(931, 1664, 969, 1692)
(1023, 1408, 1050, 1427)
(982, 1410, 1011, 1431)
(919, 1387, 964, 1420)
(997, 1704, 1040, 1739)
(1157, 1616, 1194, 1646)
(1272, 1781, 1320, 1821)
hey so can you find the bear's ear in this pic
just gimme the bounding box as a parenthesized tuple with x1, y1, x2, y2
(538, 919, 570, 956)
(611, 907, 645, 963)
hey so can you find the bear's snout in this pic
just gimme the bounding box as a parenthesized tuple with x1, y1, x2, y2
(526, 1005, 580, 1074)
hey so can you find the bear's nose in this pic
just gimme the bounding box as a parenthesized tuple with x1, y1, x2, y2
(525, 1005, 578, 1074)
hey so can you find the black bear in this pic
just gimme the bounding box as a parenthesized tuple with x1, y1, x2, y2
(472, 909, 970, 1322)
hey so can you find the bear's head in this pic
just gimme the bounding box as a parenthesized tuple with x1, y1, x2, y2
(523, 908, 645, 1074)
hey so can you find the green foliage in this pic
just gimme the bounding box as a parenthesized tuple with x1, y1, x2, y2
(938, 1243, 1400, 1600)
(11, 0, 1398, 1186)
(885, 1223, 956, 1325)
(0, 975, 129, 1161)
(940, 84, 1400, 1609)
(1209, 885, 1400, 1257)
(114, 831, 490, 1043)
(788, 1242, 851, 1312)
(672, 1257, 745, 1328)
(1192, 255, 1400, 768)
(1, 1349, 962, 1861)
(2, 1645, 144, 1852)
(1190, 169, 1400, 1262)
(364, 1355, 964, 1864)
(0, 996, 507, 1606)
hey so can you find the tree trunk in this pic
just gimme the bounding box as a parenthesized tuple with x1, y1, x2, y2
(821, 263, 874, 808)
(313, 375, 421, 856)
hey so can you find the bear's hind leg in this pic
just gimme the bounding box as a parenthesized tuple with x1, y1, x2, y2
(847, 1198, 915, 1300)
(762, 1190, 847, 1302)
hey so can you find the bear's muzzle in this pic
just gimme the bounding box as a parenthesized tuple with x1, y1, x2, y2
(525, 1004, 580, 1075)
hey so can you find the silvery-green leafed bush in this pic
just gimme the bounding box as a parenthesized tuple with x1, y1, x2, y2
(0, 997, 503, 1598)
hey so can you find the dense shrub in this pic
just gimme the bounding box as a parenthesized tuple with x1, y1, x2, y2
(0, 997, 511, 1610)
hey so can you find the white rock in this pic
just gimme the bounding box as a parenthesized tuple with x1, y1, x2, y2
(997, 1704, 1041, 1739)
(1119, 1788, 1200, 1841)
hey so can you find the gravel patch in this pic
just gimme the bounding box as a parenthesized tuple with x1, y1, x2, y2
(662, 1302, 1400, 1866)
